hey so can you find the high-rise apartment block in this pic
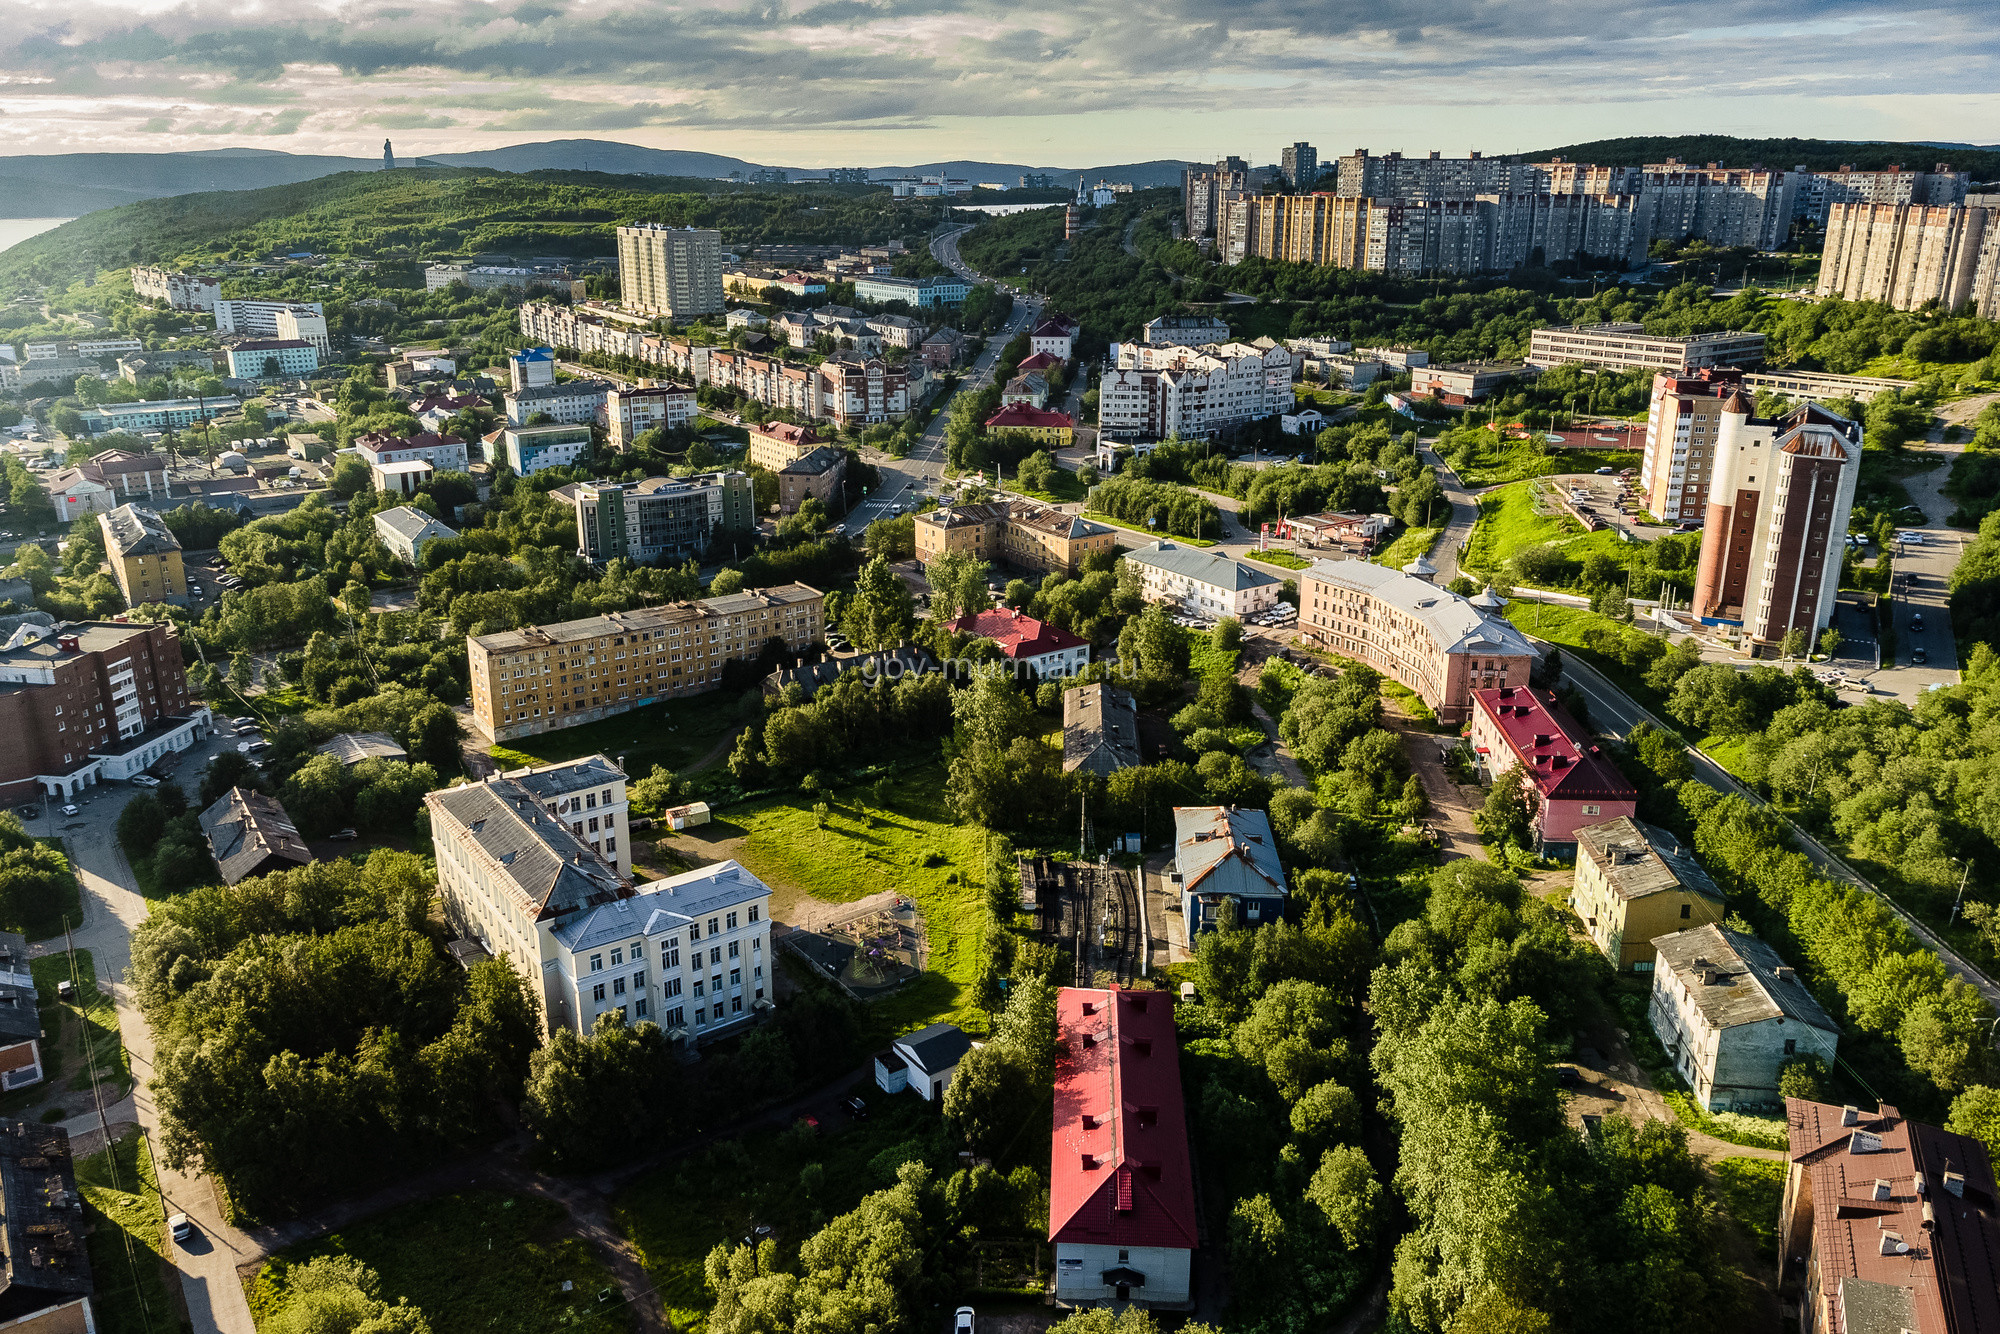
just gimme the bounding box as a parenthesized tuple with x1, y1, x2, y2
(1222, 192, 1648, 273)
(1280, 142, 1319, 190)
(573, 472, 756, 565)
(129, 266, 219, 312)
(1639, 367, 1748, 524)
(1797, 162, 1968, 224)
(1691, 398, 1862, 652)
(1816, 202, 2000, 318)
(1098, 340, 1293, 441)
(616, 224, 725, 318)
(466, 586, 824, 741)
(1182, 157, 1250, 239)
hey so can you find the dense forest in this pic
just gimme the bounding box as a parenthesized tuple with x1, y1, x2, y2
(0, 169, 948, 291)
(1525, 134, 2000, 179)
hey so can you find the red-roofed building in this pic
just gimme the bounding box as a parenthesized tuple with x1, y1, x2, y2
(1051, 987, 1197, 1308)
(944, 607, 1090, 679)
(1468, 686, 1636, 855)
(1780, 1098, 2000, 1334)
(984, 403, 1075, 447)
(1031, 318, 1077, 361)
(1017, 351, 1064, 374)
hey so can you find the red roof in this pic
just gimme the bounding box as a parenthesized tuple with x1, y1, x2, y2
(1785, 1099, 2000, 1334)
(944, 608, 1085, 659)
(984, 404, 1074, 432)
(751, 421, 820, 448)
(1016, 351, 1063, 372)
(1472, 687, 1636, 802)
(356, 430, 464, 453)
(1033, 317, 1077, 339)
(1050, 988, 1197, 1251)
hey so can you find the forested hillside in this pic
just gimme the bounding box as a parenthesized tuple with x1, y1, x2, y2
(1525, 134, 2000, 179)
(0, 169, 943, 290)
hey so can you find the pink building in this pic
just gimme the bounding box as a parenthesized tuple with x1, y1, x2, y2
(1468, 686, 1636, 855)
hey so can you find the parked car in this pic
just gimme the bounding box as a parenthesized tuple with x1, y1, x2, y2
(230, 716, 258, 728)
(1913, 647, 1930, 665)
(59, 804, 78, 817)
(1911, 613, 1925, 632)
(329, 828, 358, 841)
(168, 1213, 195, 1243)
(955, 1308, 976, 1334)
(131, 775, 161, 788)
(1595, 466, 1615, 475)
(844, 1095, 868, 1119)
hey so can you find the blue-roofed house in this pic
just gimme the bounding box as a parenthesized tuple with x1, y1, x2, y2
(1171, 805, 1287, 933)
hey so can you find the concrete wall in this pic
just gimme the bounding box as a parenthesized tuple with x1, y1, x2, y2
(1054, 1243, 1192, 1306)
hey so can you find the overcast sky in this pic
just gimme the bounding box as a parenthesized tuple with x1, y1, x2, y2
(1, 0, 1994, 165)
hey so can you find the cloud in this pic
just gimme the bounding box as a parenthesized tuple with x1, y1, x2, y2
(367, 110, 457, 129)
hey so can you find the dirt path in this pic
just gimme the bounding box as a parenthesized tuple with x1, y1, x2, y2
(1383, 711, 1485, 863)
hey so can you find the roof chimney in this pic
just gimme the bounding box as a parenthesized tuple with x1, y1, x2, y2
(1842, 1105, 1860, 1127)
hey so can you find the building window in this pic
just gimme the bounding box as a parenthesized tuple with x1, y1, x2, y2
(667, 1006, 685, 1027)
(730, 967, 741, 987)
(693, 980, 704, 998)
(689, 921, 700, 941)
(1581, 805, 1601, 816)
(662, 943, 680, 968)
(592, 983, 606, 1003)
(613, 977, 626, 996)
(635, 998, 649, 1017)
(633, 970, 646, 990)
(731, 996, 742, 1014)
(664, 977, 681, 997)
(589, 953, 603, 973)
(748, 905, 760, 923)
(707, 917, 720, 935)
(1680, 904, 1692, 919)
(714, 1002, 726, 1020)
(726, 911, 738, 930)
(710, 947, 722, 966)
(610, 947, 623, 966)
(1784, 1038, 1797, 1055)
(728, 940, 740, 959)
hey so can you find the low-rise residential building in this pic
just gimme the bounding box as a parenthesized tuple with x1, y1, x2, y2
(131, 265, 220, 311)
(43, 469, 116, 522)
(866, 313, 925, 349)
(1299, 562, 1537, 724)
(0, 933, 43, 1092)
(355, 430, 469, 474)
(747, 422, 824, 472)
(852, 274, 970, 307)
(1572, 817, 1726, 971)
(0, 1120, 97, 1328)
(944, 607, 1090, 679)
(1001, 371, 1050, 409)
(778, 446, 846, 515)
(1648, 924, 1838, 1111)
(572, 472, 756, 564)
(819, 357, 912, 426)
(25, 335, 143, 362)
(225, 338, 319, 379)
(424, 263, 575, 294)
(764, 646, 937, 701)
(0, 619, 205, 802)
(373, 505, 458, 566)
(874, 1022, 972, 1102)
(1051, 987, 1197, 1308)
(604, 383, 697, 449)
(489, 422, 592, 476)
(1172, 805, 1286, 932)
(920, 327, 968, 369)
(505, 379, 612, 427)
(724, 309, 769, 331)
(1469, 686, 1637, 854)
(1063, 684, 1141, 776)
(199, 787, 313, 886)
(1778, 1099, 2000, 1334)
(1409, 360, 1532, 405)
(1142, 314, 1232, 347)
(99, 503, 186, 608)
(371, 458, 434, 497)
(427, 771, 773, 1039)
(1123, 542, 1282, 620)
(467, 585, 825, 741)
(985, 404, 1075, 447)
(1526, 323, 1767, 373)
(1029, 317, 1077, 360)
(914, 500, 1115, 576)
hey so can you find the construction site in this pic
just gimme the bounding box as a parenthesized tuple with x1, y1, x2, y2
(1017, 855, 1147, 988)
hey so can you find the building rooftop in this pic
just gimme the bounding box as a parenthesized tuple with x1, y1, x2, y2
(750, 421, 820, 448)
(549, 859, 771, 953)
(372, 505, 457, 545)
(0, 621, 171, 671)
(1050, 988, 1198, 1252)
(896, 1021, 973, 1074)
(198, 787, 312, 886)
(469, 585, 821, 654)
(1785, 1098, 2000, 1334)
(1473, 686, 1636, 803)
(1174, 806, 1286, 901)
(985, 403, 1074, 431)
(779, 446, 845, 477)
(500, 753, 624, 808)
(1535, 322, 1765, 347)
(1577, 817, 1723, 904)
(98, 504, 180, 559)
(425, 776, 628, 925)
(0, 933, 36, 1047)
(0, 1121, 93, 1321)
(1063, 684, 1141, 776)
(764, 646, 936, 701)
(1652, 924, 1837, 1035)
(313, 732, 409, 766)
(945, 607, 1087, 660)
(1308, 559, 1538, 658)
(1127, 541, 1280, 592)
(508, 380, 612, 402)
(231, 338, 313, 352)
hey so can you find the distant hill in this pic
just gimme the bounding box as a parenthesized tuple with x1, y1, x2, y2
(417, 140, 765, 178)
(1525, 134, 2000, 181)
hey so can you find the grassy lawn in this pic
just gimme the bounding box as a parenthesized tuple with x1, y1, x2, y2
(1081, 511, 1215, 546)
(78, 1130, 176, 1334)
(1455, 435, 1634, 489)
(677, 765, 988, 1039)
(1187, 630, 1239, 680)
(15, 838, 81, 942)
(248, 1191, 632, 1334)
(1374, 525, 1442, 569)
(1011, 466, 1086, 504)
(1463, 482, 1579, 576)
(614, 1096, 952, 1334)
(1708, 1157, 1788, 1264)
(1501, 601, 1677, 725)
(21, 951, 132, 1110)
(1246, 549, 1311, 571)
(490, 693, 755, 780)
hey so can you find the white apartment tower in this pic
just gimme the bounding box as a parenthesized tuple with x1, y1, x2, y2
(617, 224, 725, 319)
(1690, 396, 1863, 652)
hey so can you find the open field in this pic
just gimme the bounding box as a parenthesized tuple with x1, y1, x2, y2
(1464, 482, 1580, 574)
(78, 1131, 176, 1334)
(489, 694, 755, 779)
(1374, 525, 1442, 569)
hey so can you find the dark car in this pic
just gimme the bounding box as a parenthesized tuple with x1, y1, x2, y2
(844, 1096, 868, 1119)
(1911, 613, 1925, 632)
(1913, 647, 1929, 665)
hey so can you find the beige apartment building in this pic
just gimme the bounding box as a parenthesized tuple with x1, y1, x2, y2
(747, 421, 823, 472)
(1639, 367, 1747, 524)
(99, 503, 186, 608)
(616, 224, 725, 318)
(1816, 202, 2000, 318)
(1298, 560, 1538, 725)
(1572, 816, 1726, 971)
(467, 586, 825, 741)
(913, 500, 1115, 577)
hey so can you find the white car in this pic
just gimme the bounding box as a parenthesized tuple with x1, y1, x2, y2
(131, 775, 161, 788)
(59, 804, 78, 817)
(1896, 530, 1926, 545)
(954, 1309, 975, 1334)
(168, 1212, 195, 1243)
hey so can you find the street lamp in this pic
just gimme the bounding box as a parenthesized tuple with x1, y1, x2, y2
(1951, 857, 1975, 926)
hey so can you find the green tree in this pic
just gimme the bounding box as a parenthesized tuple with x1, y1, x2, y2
(840, 556, 915, 651)
(1306, 1143, 1382, 1251)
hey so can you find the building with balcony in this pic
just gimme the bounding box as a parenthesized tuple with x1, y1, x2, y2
(505, 379, 612, 427)
(131, 266, 219, 312)
(1526, 323, 1767, 373)
(617, 224, 725, 318)
(571, 472, 756, 564)
(487, 422, 592, 476)
(225, 338, 319, 379)
(604, 384, 697, 449)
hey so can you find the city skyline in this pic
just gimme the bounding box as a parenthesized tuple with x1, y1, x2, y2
(0, 0, 1993, 163)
